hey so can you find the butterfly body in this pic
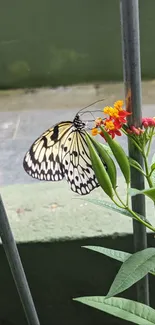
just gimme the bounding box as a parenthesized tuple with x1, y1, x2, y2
(23, 113, 99, 195)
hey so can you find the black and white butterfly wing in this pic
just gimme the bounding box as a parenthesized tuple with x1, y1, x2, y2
(62, 129, 99, 195)
(23, 122, 73, 181)
(23, 119, 99, 195)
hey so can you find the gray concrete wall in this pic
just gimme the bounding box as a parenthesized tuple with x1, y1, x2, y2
(0, 0, 155, 88)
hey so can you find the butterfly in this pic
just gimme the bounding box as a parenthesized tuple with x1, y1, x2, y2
(23, 101, 106, 195)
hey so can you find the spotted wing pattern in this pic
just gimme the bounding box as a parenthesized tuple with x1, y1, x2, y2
(23, 122, 72, 181)
(62, 129, 99, 194)
(23, 121, 99, 195)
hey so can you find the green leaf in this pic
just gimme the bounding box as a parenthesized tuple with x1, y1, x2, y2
(83, 246, 131, 262)
(82, 246, 155, 276)
(151, 172, 155, 187)
(99, 143, 113, 155)
(87, 133, 117, 189)
(107, 247, 155, 298)
(85, 134, 114, 198)
(151, 163, 155, 172)
(82, 198, 151, 223)
(151, 153, 155, 165)
(74, 296, 155, 325)
(128, 157, 145, 175)
(129, 187, 155, 201)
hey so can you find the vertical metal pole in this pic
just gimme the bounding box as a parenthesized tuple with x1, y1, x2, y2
(0, 195, 40, 325)
(120, 0, 149, 304)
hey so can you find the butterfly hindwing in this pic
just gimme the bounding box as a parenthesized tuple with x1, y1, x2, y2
(62, 129, 99, 195)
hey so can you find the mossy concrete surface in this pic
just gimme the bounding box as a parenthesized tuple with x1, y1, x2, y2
(0, 179, 155, 244)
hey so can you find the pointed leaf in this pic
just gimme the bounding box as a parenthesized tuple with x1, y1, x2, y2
(83, 198, 132, 217)
(129, 187, 155, 201)
(128, 157, 145, 175)
(151, 171, 155, 187)
(74, 296, 155, 325)
(83, 246, 131, 262)
(82, 198, 151, 223)
(151, 153, 155, 165)
(107, 247, 155, 298)
(82, 246, 155, 276)
(100, 143, 113, 155)
(151, 163, 155, 172)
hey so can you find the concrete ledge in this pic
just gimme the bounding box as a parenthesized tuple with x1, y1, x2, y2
(1, 81, 155, 112)
(1, 178, 155, 243)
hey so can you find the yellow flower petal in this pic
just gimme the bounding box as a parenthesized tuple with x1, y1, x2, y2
(114, 100, 124, 111)
(103, 106, 119, 118)
(105, 120, 115, 130)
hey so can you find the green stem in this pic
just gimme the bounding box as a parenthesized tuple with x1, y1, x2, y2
(127, 207, 155, 232)
(143, 154, 154, 188)
(112, 198, 125, 209)
(121, 128, 143, 153)
(113, 190, 127, 208)
(146, 127, 154, 158)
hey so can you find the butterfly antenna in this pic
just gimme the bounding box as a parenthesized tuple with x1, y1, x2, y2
(78, 98, 105, 114)
(80, 109, 103, 117)
(80, 111, 95, 120)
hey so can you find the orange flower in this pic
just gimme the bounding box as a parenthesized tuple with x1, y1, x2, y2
(103, 101, 131, 125)
(91, 99, 132, 139)
(91, 128, 98, 136)
(104, 119, 115, 130)
(103, 118, 122, 139)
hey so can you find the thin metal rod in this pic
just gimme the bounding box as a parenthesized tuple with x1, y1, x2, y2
(120, 0, 150, 305)
(0, 195, 40, 325)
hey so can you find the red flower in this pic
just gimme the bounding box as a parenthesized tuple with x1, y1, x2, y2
(102, 118, 122, 139)
(116, 110, 131, 124)
(108, 129, 122, 139)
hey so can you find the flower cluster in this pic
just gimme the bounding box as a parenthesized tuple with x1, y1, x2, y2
(92, 100, 131, 139)
(125, 126, 144, 136)
(125, 118, 155, 136)
(142, 117, 155, 128)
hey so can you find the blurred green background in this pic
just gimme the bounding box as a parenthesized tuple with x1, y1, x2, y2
(0, 0, 154, 88)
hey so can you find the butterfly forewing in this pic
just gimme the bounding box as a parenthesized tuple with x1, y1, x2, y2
(23, 122, 72, 181)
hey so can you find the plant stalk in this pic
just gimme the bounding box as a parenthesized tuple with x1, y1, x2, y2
(120, 0, 150, 305)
